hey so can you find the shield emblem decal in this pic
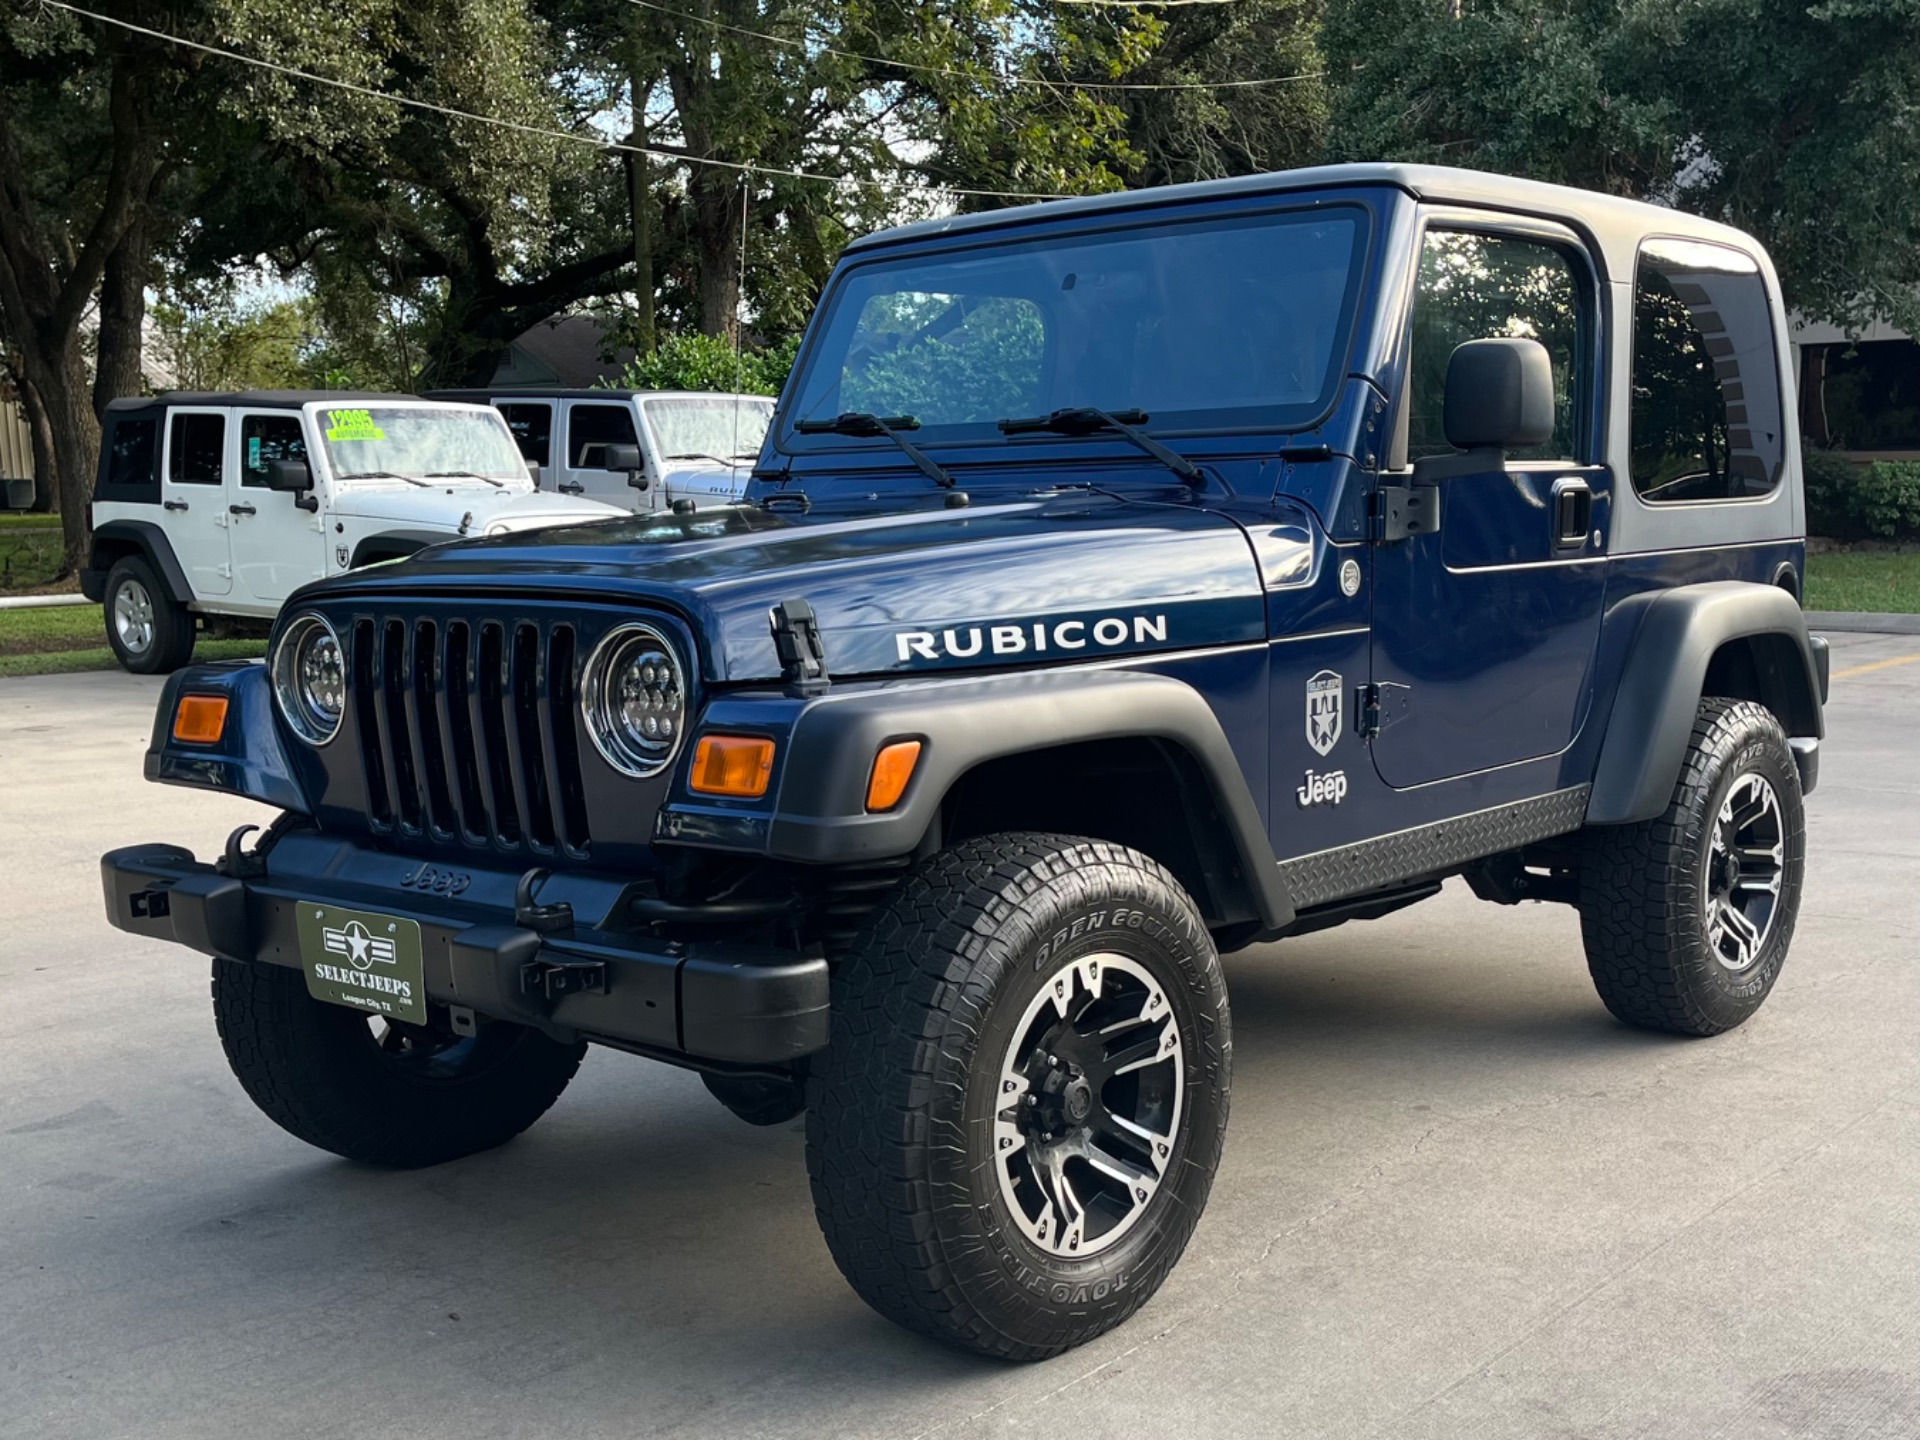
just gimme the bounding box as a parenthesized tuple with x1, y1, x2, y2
(1306, 670, 1342, 757)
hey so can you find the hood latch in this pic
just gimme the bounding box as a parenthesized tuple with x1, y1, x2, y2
(771, 598, 831, 697)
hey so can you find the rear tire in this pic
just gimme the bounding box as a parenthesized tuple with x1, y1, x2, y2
(806, 833, 1230, 1360)
(212, 959, 585, 1167)
(104, 556, 194, 674)
(1578, 698, 1805, 1036)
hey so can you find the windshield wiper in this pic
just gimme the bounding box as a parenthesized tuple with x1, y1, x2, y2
(794, 411, 956, 489)
(426, 470, 504, 487)
(666, 452, 742, 467)
(997, 407, 1203, 488)
(339, 470, 431, 488)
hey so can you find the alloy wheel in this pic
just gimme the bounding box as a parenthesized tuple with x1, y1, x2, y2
(993, 953, 1183, 1258)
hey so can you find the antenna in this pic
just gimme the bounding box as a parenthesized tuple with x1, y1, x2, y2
(733, 165, 751, 470)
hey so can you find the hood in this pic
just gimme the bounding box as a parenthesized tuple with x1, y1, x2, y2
(331, 483, 626, 533)
(303, 493, 1276, 682)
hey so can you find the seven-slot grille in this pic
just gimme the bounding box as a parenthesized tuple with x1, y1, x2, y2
(350, 616, 592, 857)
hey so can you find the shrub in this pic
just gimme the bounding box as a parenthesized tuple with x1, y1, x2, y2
(1801, 447, 1920, 541)
(611, 333, 799, 398)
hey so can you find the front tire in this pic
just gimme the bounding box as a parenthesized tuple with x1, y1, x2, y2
(212, 959, 585, 1167)
(806, 834, 1230, 1360)
(1579, 698, 1806, 1036)
(104, 556, 194, 674)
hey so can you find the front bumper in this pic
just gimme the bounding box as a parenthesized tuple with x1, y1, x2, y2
(101, 839, 828, 1068)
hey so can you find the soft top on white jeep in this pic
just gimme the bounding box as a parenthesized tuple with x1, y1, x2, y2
(83, 391, 624, 673)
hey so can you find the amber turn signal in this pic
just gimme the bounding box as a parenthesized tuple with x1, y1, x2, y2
(689, 734, 775, 798)
(172, 694, 230, 745)
(865, 739, 923, 813)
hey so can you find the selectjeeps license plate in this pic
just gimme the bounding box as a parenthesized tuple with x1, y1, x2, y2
(296, 903, 428, 1026)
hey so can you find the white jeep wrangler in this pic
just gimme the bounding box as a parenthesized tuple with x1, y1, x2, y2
(426, 388, 775, 513)
(83, 392, 625, 673)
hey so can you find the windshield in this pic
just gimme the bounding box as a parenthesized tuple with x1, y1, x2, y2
(316, 405, 529, 482)
(786, 205, 1368, 446)
(644, 396, 774, 462)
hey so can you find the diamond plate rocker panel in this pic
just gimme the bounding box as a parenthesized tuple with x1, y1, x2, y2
(1279, 785, 1592, 910)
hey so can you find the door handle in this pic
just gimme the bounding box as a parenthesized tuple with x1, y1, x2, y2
(163, 499, 189, 512)
(558, 482, 584, 495)
(229, 502, 257, 517)
(1551, 478, 1592, 549)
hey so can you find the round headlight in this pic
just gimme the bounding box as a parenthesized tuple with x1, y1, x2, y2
(272, 613, 346, 746)
(581, 622, 687, 778)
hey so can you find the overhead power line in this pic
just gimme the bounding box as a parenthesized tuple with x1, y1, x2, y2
(41, 1, 1078, 201)
(626, 0, 1322, 92)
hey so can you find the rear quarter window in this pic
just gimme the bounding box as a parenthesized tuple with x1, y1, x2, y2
(1630, 239, 1784, 502)
(101, 417, 160, 498)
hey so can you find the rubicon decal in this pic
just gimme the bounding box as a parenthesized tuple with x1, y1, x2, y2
(896, 613, 1168, 664)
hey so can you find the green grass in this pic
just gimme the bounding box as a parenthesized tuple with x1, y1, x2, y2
(1803, 551, 1920, 614)
(0, 604, 264, 677)
(0, 518, 65, 592)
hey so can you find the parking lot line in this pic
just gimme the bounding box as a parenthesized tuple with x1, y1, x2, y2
(1831, 652, 1920, 681)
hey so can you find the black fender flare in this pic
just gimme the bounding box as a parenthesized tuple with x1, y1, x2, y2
(1586, 581, 1825, 826)
(88, 520, 192, 605)
(765, 668, 1294, 931)
(349, 531, 445, 568)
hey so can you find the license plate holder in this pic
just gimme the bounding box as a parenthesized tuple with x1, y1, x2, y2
(296, 903, 428, 1026)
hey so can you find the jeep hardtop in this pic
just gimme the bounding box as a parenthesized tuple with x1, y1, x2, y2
(83, 391, 624, 673)
(102, 165, 1828, 1360)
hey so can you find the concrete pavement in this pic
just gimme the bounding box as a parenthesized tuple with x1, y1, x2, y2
(1, 638, 1915, 1440)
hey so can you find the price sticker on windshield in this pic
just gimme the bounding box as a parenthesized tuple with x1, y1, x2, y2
(324, 408, 387, 442)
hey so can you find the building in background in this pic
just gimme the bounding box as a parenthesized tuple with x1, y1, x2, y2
(486, 315, 630, 389)
(1794, 318, 1920, 463)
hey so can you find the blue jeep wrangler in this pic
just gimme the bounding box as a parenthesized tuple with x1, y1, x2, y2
(102, 165, 1828, 1360)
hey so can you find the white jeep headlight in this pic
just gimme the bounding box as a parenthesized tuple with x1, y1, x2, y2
(271, 613, 346, 746)
(580, 622, 687, 778)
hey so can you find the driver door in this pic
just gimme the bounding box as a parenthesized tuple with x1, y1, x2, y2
(228, 410, 326, 604)
(1368, 223, 1612, 789)
(558, 400, 645, 507)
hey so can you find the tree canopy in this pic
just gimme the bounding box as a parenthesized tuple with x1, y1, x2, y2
(4, 0, 1918, 570)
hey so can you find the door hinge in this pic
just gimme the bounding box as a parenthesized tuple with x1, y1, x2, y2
(1370, 485, 1441, 543)
(1357, 682, 1412, 738)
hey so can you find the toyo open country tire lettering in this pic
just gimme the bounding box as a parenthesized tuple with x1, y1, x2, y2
(211, 958, 586, 1168)
(104, 555, 195, 675)
(806, 833, 1230, 1360)
(1578, 698, 1806, 1036)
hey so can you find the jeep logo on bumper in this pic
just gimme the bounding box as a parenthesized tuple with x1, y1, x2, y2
(895, 613, 1167, 664)
(399, 864, 471, 896)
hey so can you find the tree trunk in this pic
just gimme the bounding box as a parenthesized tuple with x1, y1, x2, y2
(18, 371, 57, 513)
(692, 171, 742, 342)
(626, 61, 656, 354)
(92, 223, 150, 417)
(24, 346, 100, 568)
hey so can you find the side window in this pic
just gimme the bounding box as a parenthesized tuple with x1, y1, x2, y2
(498, 403, 553, 466)
(1631, 241, 1783, 502)
(167, 412, 226, 485)
(566, 403, 638, 469)
(1407, 230, 1585, 462)
(105, 417, 159, 490)
(240, 414, 308, 487)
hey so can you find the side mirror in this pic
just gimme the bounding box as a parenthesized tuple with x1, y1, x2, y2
(265, 458, 313, 493)
(1443, 338, 1554, 453)
(526, 462, 542, 489)
(604, 443, 643, 473)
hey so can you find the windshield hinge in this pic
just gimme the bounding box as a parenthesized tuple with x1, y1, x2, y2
(1370, 485, 1440, 543)
(771, 599, 830, 696)
(1357, 682, 1412, 739)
